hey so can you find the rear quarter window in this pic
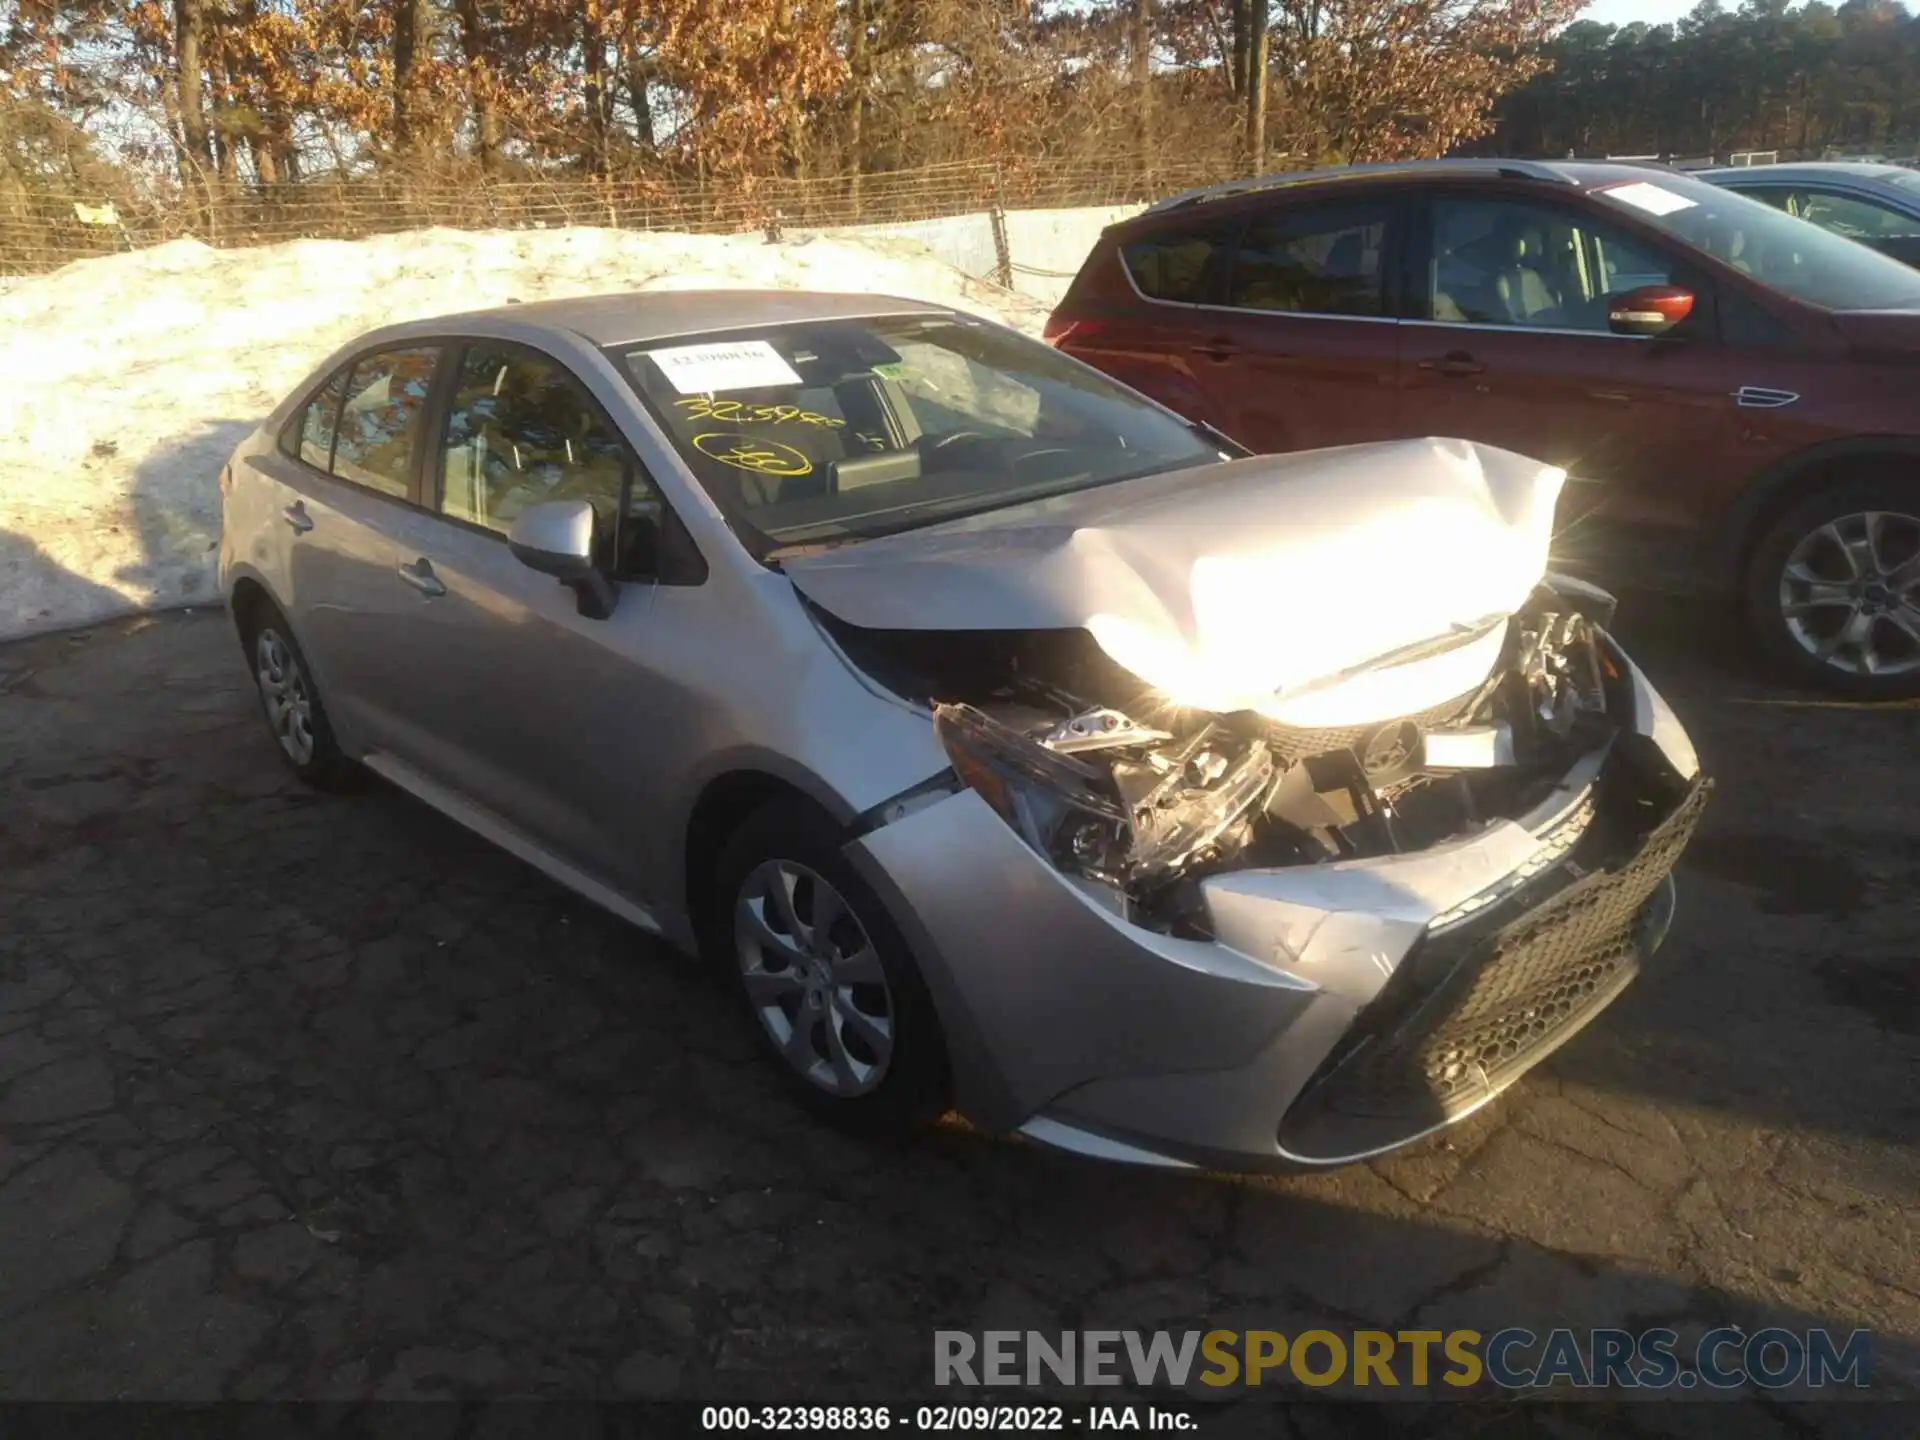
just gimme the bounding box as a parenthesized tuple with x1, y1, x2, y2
(1120, 225, 1231, 303)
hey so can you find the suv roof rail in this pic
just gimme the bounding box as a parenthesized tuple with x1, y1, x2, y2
(1139, 158, 1574, 217)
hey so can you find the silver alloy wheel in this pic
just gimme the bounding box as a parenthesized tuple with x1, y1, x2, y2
(734, 859, 894, 1097)
(254, 627, 317, 766)
(1778, 509, 1920, 678)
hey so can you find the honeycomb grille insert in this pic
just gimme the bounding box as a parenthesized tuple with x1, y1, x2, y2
(1280, 778, 1710, 1160)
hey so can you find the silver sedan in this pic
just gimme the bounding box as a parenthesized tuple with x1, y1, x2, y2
(218, 290, 1708, 1171)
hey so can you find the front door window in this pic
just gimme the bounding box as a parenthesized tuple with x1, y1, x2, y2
(1427, 197, 1682, 333)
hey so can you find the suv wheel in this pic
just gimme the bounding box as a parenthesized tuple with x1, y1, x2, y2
(1745, 477, 1920, 699)
(707, 799, 950, 1139)
(238, 599, 358, 789)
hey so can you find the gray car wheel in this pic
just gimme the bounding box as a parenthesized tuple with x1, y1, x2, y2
(1746, 478, 1920, 699)
(735, 858, 896, 1097)
(709, 799, 949, 1137)
(237, 598, 357, 789)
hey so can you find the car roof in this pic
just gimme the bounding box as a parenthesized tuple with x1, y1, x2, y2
(1128, 158, 1695, 225)
(377, 288, 953, 348)
(1696, 161, 1915, 185)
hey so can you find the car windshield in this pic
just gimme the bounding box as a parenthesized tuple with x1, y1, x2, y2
(1594, 173, 1920, 310)
(1884, 170, 1920, 193)
(615, 313, 1218, 558)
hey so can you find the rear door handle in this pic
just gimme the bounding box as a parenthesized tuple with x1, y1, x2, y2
(396, 558, 446, 598)
(1416, 351, 1486, 378)
(282, 501, 314, 534)
(1189, 337, 1241, 362)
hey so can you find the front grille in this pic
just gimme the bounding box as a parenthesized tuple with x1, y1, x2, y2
(1279, 777, 1710, 1163)
(1264, 687, 1483, 765)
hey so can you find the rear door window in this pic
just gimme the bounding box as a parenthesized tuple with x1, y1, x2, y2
(1120, 224, 1233, 303)
(330, 347, 441, 499)
(1227, 203, 1392, 317)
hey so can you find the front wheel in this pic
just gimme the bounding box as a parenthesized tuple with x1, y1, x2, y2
(238, 599, 358, 789)
(1743, 478, 1920, 699)
(707, 800, 950, 1139)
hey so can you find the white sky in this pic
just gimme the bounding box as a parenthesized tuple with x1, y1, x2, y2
(1575, 0, 1702, 25)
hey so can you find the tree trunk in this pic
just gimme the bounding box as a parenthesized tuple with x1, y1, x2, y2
(1230, 0, 1249, 101)
(455, 0, 499, 171)
(175, 0, 212, 180)
(780, 2, 807, 183)
(848, 0, 869, 205)
(393, 0, 431, 152)
(1245, 0, 1268, 172)
(583, 11, 607, 175)
(627, 56, 656, 154)
(217, 48, 241, 183)
(1133, 0, 1152, 187)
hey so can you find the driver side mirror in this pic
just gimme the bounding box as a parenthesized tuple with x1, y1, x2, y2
(1607, 284, 1695, 338)
(508, 499, 617, 619)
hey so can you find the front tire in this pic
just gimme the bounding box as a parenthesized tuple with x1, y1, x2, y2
(706, 800, 950, 1139)
(237, 599, 358, 790)
(1743, 476, 1920, 699)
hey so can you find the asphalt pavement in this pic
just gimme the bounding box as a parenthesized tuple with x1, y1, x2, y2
(0, 597, 1913, 1432)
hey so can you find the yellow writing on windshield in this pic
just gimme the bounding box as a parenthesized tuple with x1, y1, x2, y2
(691, 431, 814, 477)
(677, 397, 844, 428)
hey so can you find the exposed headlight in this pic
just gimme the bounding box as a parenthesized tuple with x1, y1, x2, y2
(934, 701, 1276, 890)
(934, 703, 1131, 877)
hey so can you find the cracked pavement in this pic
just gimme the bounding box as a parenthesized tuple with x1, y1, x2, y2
(0, 598, 1913, 1430)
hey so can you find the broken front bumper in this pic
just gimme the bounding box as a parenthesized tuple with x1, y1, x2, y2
(843, 640, 1706, 1173)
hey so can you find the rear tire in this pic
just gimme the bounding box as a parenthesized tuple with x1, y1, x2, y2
(704, 799, 950, 1140)
(235, 597, 358, 790)
(1742, 475, 1920, 699)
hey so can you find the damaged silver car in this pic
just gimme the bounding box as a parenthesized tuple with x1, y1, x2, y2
(219, 291, 1708, 1171)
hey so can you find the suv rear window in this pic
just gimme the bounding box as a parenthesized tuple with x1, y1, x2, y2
(1120, 226, 1229, 303)
(1227, 204, 1390, 317)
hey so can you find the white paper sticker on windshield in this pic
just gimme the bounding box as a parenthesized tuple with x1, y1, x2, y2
(1600, 180, 1698, 217)
(645, 340, 802, 395)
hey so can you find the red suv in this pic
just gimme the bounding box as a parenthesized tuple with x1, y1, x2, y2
(1046, 159, 1920, 697)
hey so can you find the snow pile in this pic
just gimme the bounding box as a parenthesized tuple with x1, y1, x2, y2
(0, 225, 1052, 640)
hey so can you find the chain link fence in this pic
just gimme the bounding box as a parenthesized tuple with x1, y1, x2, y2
(2, 157, 1238, 277)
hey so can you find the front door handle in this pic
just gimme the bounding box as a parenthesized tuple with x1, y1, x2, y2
(1416, 350, 1486, 378)
(1189, 337, 1241, 362)
(282, 501, 314, 534)
(396, 558, 446, 598)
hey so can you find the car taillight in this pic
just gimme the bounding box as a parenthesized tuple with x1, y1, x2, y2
(218, 463, 233, 497)
(1042, 315, 1104, 348)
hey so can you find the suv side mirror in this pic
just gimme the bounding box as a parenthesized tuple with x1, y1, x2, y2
(1608, 285, 1695, 338)
(508, 499, 617, 618)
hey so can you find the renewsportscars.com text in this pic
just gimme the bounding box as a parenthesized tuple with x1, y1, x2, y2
(934, 1327, 1873, 1391)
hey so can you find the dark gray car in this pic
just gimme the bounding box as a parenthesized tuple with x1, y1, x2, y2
(1699, 162, 1920, 268)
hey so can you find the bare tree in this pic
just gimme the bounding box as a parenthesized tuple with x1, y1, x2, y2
(392, 0, 432, 151)
(175, 0, 212, 180)
(1133, 0, 1153, 181)
(1245, 0, 1267, 168)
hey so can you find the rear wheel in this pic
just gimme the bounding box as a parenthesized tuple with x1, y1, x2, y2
(237, 598, 357, 789)
(1744, 477, 1920, 699)
(706, 800, 950, 1139)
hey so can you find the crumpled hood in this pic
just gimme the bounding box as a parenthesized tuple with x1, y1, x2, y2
(785, 437, 1567, 719)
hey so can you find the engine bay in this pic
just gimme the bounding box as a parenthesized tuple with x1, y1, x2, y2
(823, 584, 1627, 934)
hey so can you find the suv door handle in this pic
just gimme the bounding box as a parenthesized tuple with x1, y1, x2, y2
(1417, 350, 1486, 378)
(1189, 338, 1241, 362)
(396, 558, 446, 598)
(282, 501, 314, 534)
